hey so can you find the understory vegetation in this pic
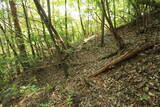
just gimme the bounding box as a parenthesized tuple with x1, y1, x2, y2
(0, 0, 160, 106)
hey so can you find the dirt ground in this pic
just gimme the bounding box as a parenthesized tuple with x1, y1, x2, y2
(1, 12, 160, 107)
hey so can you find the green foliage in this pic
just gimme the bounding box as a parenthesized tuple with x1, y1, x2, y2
(63, 48, 75, 54)
(0, 53, 41, 83)
(139, 95, 150, 102)
(39, 100, 53, 107)
(0, 54, 18, 82)
(27, 56, 42, 67)
(39, 103, 49, 107)
(20, 84, 40, 94)
(66, 93, 76, 105)
(0, 84, 40, 103)
(0, 84, 20, 99)
(0, 0, 158, 97)
(46, 83, 55, 91)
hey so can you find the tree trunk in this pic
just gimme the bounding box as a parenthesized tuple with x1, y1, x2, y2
(77, 0, 86, 36)
(47, 0, 51, 23)
(101, 4, 105, 47)
(9, 0, 29, 69)
(0, 38, 5, 54)
(0, 23, 20, 74)
(65, 0, 69, 46)
(113, 0, 116, 28)
(33, 0, 66, 51)
(2, 4, 11, 56)
(41, 19, 53, 56)
(89, 41, 155, 77)
(6, 1, 18, 57)
(33, 0, 69, 77)
(101, 0, 124, 49)
(22, 0, 35, 56)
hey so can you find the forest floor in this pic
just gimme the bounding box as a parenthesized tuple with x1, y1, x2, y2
(1, 13, 160, 107)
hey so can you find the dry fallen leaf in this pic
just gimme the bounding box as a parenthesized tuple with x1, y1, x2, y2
(148, 92, 156, 97)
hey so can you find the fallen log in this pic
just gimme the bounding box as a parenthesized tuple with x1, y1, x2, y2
(89, 41, 155, 77)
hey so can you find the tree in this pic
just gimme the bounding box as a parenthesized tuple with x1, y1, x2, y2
(65, 0, 69, 46)
(77, 0, 86, 36)
(47, 0, 51, 23)
(33, 0, 67, 52)
(9, 0, 29, 70)
(101, 2, 105, 47)
(22, 0, 35, 56)
(101, 0, 124, 49)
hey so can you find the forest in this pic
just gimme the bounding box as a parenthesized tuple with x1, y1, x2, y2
(0, 0, 160, 106)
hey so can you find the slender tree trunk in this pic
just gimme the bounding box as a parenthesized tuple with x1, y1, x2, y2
(9, 0, 29, 69)
(30, 9, 48, 57)
(36, 24, 46, 58)
(0, 38, 5, 54)
(5, 1, 21, 75)
(33, 0, 66, 51)
(113, 0, 116, 28)
(6, 0, 17, 54)
(65, 0, 69, 46)
(6, 1, 18, 57)
(71, 23, 75, 41)
(42, 1, 55, 55)
(2, 4, 11, 56)
(0, 23, 20, 74)
(101, 5, 105, 47)
(22, 0, 35, 56)
(3, 30, 18, 57)
(101, 0, 124, 49)
(47, 0, 51, 23)
(29, 11, 41, 57)
(34, 40, 40, 57)
(41, 19, 53, 56)
(33, 0, 69, 77)
(87, 0, 90, 36)
(77, 0, 86, 36)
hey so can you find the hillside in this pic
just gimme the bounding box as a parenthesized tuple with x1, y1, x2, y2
(1, 10, 160, 107)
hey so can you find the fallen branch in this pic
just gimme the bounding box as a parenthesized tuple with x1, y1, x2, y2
(89, 41, 155, 77)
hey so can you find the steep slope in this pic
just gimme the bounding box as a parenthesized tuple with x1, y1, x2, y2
(1, 12, 160, 107)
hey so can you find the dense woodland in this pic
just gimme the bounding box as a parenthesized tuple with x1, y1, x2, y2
(0, 0, 160, 106)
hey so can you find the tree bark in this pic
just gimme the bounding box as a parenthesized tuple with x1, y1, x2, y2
(89, 41, 155, 77)
(0, 38, 5, 54)
(22, 0, 35, 56)
(101, 4, 105, 47)
(101, 0, 124, 49)
(33, 0, 69, 77)
(65, 0, 69, 46)
(47, 0, 51, 23)
(0, 24, 18, 56)
(9, 0, 29, 69)
(33, 0, 66, 51)
(77, 0, 86, 36)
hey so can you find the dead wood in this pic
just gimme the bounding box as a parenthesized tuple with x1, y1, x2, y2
(89, 41, 155, 77)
